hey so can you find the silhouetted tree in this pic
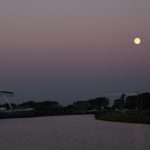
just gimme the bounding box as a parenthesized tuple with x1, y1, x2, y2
(73, 101, 89, 113)
(124, 93, 150, 111)
(88, 97, 109, 110)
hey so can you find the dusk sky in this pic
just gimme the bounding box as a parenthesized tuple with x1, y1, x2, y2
(0, 0, 150, 105)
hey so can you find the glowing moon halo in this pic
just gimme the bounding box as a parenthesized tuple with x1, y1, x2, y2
(134, 37, 141, 45)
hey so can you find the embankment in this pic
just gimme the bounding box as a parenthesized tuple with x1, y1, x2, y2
(95, 111, 150, 124)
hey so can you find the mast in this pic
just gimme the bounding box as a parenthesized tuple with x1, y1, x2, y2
(0, 91, 14, 111)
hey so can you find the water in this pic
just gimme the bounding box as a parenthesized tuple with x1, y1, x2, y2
(0, 115, 150, 150)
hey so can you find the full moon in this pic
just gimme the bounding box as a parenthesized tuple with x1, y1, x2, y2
(134, 37, 141, 45)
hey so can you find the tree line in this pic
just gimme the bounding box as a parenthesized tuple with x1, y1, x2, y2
(1, 92, 150, 116)
(112, 93, 150, 111)
(0, 97, 109, 116)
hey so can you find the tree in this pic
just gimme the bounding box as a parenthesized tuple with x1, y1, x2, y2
(88, 97, 109, 110)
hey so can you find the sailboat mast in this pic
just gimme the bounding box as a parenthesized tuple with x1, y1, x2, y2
(0, 91, 14, 110)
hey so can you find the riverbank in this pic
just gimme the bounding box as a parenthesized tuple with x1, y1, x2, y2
(95, 111, 150, 124)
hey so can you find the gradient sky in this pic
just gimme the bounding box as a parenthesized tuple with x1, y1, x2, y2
(0, 0, 150, 105)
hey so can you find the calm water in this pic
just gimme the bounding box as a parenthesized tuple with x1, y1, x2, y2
(0, 115, 150, 150)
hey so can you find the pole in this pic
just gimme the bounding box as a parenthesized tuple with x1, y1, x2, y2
(140, 94, 142, 114)
(1, 93, 13, 111)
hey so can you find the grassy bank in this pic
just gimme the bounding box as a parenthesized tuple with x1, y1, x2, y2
(95, 112, 150, 124)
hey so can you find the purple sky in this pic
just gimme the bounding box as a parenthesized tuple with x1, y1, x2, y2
(0, 0, 150, 105)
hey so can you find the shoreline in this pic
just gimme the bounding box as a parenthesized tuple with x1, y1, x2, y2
(95, 112, 150, 124)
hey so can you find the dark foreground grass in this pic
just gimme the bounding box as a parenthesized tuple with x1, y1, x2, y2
(95, 112, 150, 124)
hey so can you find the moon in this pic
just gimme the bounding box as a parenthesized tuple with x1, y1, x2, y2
(134, 37, 141, 45)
